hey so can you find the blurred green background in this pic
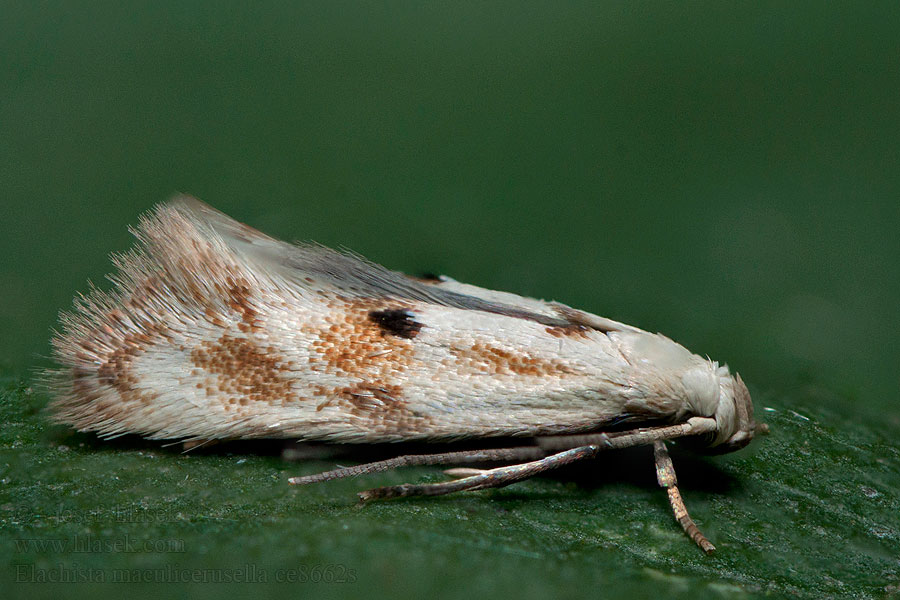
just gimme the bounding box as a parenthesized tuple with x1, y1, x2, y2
(2, 2, 898, 598)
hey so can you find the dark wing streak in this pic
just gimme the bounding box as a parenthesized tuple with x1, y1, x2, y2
(170, 196, 602, 330)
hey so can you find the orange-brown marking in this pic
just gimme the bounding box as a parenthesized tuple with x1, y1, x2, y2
(336, 382, 432, 435)
(298, 299, 434, 433)
(545, 324, 592, 339)
(303, 299, 417, 380)
(450, 342, 579, 377)
(190, 335, 299, 406)
(339, 383, 404, 412)
(70, 318, 171, 424)
(95, 319, 170, 392)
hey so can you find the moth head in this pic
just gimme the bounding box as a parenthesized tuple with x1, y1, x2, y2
(703, 371, 767, 454)
(675, 361, 766, 453)
(606, 331, 766, 453)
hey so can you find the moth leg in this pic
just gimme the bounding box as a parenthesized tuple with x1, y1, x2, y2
(653, 440, 716, 554)
(358, 445, 600, 501)
(289, 446, 546, 485)
(290, 418, 718, 486)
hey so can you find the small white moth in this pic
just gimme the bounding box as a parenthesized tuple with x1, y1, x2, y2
(49, 197, 766, 553)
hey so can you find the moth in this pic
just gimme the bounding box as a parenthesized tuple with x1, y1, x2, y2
(49, 197, 766, 553)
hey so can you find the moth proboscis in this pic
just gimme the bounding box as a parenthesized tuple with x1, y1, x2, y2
(48, 196, 768, 554)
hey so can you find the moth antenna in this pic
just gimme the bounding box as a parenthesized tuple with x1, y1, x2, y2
(288, 446, 546, 485)
(357, 445, 600, 501)
(653, 441, 716, 554)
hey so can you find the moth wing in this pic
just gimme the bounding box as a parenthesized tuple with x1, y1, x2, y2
(412, 274, 641, 334)
(168, 195, 639, 334)
(167, 195, 454, 301)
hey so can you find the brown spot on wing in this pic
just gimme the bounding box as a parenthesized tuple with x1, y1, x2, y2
(545, 324, 591, 339)
(339, 383, 403, 411)
(222, 276, 263, 333)
(67, 317, 171, 426)
(300, 298, 435, 435)
(96, 322, 169, 393)
(191, 335, 299, 406)
(336, 382, 432, 435)
(304, 298, 417, 378)
(450, 342, 580, 377)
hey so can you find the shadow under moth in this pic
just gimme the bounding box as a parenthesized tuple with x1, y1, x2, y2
(48, 197, 767, 553)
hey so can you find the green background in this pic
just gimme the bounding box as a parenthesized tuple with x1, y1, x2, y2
(2, 2, 898, 598)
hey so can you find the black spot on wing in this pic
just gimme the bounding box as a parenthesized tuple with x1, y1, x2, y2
(368, 309, 423, 339)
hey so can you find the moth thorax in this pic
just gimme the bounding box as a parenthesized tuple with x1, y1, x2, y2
(680, 366, 721, 417)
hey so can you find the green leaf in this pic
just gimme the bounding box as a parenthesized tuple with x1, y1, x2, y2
(3, 376, 898, 599)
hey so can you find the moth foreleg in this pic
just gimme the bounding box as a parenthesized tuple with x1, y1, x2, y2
(653, 440, 715, 554)
(357, 445, 600, 501)
(536, 417, 717, 452)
